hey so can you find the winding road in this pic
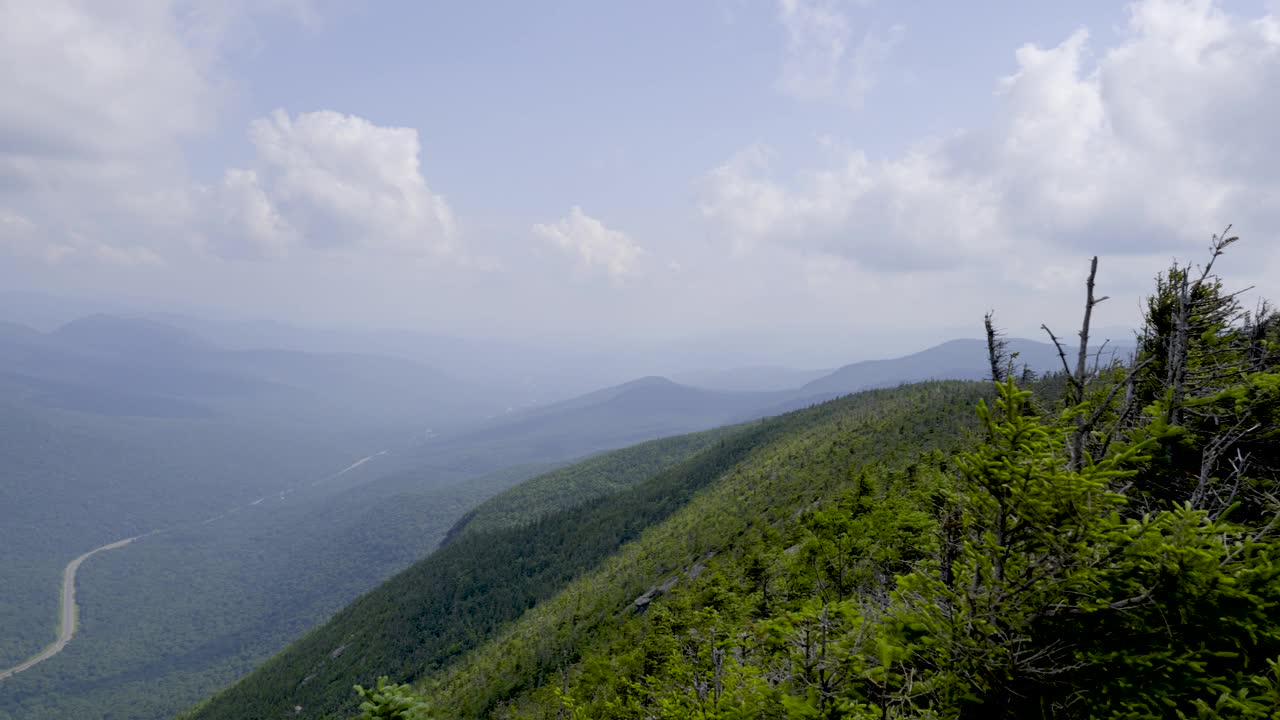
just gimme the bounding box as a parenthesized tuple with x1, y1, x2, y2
(0, 536, 139, 681)
(0, 449, 390, 683)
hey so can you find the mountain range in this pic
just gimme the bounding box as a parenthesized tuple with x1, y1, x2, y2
(0, 314, 507, 429)
(0, 312, 1136, 720)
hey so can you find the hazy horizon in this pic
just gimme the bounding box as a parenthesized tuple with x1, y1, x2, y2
(0, 287, 1144, 379)
(4, 4, 1277, 718)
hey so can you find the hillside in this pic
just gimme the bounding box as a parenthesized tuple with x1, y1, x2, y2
(0, 368, 792, 720)
(0, 321, 41, 342)
(14, 3, 1280, 718)
(417, 353, 1039, 476)
(177, 381, 988, 720)
(0, 402, 375, 668)
(444, 424, 742, 542)
(0, 315, 1238, 720)
(181, 249, 1279, 720)
(49, 314, 212, 357)
(404, 377, 797, 473)
(0, 341, 832, 720)
(417, 381, 986, 718)
(398, 258, 1280, 718)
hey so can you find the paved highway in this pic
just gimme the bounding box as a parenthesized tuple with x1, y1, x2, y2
(0, 536, 138, 681)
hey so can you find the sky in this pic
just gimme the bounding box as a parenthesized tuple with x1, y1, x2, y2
(2, 0, 1279, 366)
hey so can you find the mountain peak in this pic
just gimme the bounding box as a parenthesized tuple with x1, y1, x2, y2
(51, 314, 210, 356)
(0, 320, 40, 341)
(801, 336, 1133, 397)
(621, 375, 679, 389)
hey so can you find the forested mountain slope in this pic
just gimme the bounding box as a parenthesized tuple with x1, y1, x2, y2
(1, 343, 824, 719)
(443, 249, 1280, 718)
(0, 461, 559, 720)
(0, 401, 373, 670)
(423, 381, 987, 719)
(224, 240, 1280, 720)
(393, 377, 804, 477)
(179, 381, 988, 720)
(445, 424, 742, 541)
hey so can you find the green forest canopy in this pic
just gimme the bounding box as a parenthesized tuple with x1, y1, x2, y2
(185, 232, 1279, 720)
(360, 235, 1280, 719)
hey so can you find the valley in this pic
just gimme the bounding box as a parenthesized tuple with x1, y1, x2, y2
(0, 313, 1101, 720)
(0, 535, 138, 682)
(175, 245, 1280, 720)
(5, 3, 1279, 717)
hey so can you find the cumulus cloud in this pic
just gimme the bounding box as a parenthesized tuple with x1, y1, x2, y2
(0, 211, 66, 262)
(709, 0, 1280, 271)
(208, 110, 456, 257)
(0, 1, 454, 263)
(701, 143, 1004, 269)
(0, 1, 303, 264)
(2, 1, 458, 266)
(0, 0, 220, 263)
(205, 169, 298, 259)
(776, 0, 902, 105)
(0, 209, 162, 266)
(0, 2, 213, 163)
(533, 207, 643, 279)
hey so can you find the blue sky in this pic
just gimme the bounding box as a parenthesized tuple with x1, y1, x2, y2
(2, 1, 1279, 365)
(207, 2, 1126, 225)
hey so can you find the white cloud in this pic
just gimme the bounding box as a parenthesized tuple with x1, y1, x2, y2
(709, 0, 1280, 272)
(776, 0, 902, 105)
(701, 142, 1005, 269)
(0, 1, 454, 263)
(0, 210, 66, 262)
(533, 207, 643, 279)
(209, 109, 456, 257)
(0, 209, 162, 266)
(0, 0, 219, 262)
(0, 1, 309, 264)
(203, 169, 298, 259)
(0, 2, 214, 163)
(82, 241, 165, 268)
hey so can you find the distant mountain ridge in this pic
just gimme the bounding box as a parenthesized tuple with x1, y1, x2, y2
(50, 314, 212, 358)
(0, 320, 41, 342)
(0, 314, 507, 428)
(404, 376, 796, 474)
(672, 365, 833, 392)
(400, 335, 1120, 477)
(178, 381, 989, 720)
(1, 313, 1146, 720)
(0, 313, 1134, 431)
(800, 336, 1134, 397)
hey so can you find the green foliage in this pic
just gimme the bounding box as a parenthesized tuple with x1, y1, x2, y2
(321, 250, 1279, 720)
(0, 405, 399, 720)
(179, 382, 982, 720)
(879, 380, 1280, 717)
(1, 457, 537, 720)
(1127, 250, 1280, 518)
(421, 382, 984, 718)
(452, 369, 1275, 720)
(448, 426, 738, 540)
(355, 677, 433, 720)
(183, 397, 896, 720)
(175, 243, 1280, 720)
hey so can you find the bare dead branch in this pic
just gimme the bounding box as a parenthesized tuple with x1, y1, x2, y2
(985, 311, 1008, 384)
(1041, 325, 1076, 387)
